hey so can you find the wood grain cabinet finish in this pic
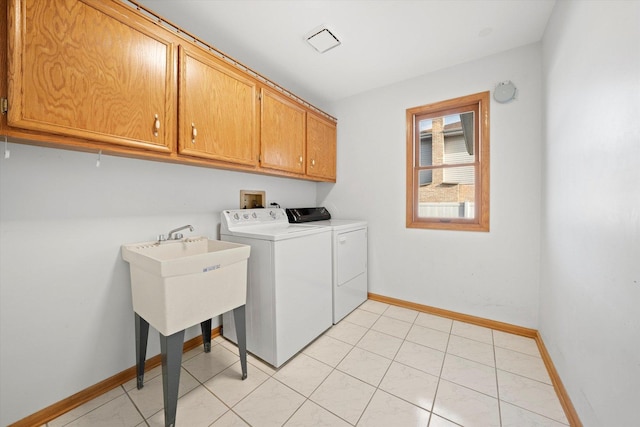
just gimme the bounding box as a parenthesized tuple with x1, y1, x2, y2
(260, 88, 306, 174)
(306, 113, 336, 180)
(3, 0, 337, 182)
(7, 0, 176, 152)
(178, 45, 258, 166)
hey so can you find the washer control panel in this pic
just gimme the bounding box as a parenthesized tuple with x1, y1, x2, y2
(222, 208, 288, 230)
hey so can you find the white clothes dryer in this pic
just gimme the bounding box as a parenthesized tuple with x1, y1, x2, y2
(286, 208, 368, 323)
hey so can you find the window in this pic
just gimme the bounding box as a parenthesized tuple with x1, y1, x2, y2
(406, 91, 490, 231)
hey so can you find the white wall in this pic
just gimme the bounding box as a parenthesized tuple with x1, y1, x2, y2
(5, 3, 637, 425)
(320, 43, 543, 328)
(540, 1, 640, 426)
(0, 144, 317, 425)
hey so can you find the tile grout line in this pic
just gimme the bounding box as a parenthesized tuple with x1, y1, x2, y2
(303, 304, 423, 425)
(271, 359, 339, 426)
(272, 318, 369, 426)
(404, 308, 442, 426)
(342, 305, 384, 426)
(352, 304, 394, 426)
(59, 385, 135, 427)
(492, 329, 504, 427)
(363, 303, 476, 427)
(178, 342, 267, 427)
(426, 316, 454, 427)
(285, 308, 377, 426)
(123, 383, 151, 426)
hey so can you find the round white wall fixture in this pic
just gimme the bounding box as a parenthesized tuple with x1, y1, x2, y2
(493, 81, 517, 103)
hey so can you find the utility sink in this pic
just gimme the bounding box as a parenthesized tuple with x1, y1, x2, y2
(122, 237, 251, 336)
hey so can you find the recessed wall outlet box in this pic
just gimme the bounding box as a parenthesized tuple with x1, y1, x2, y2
(240, 190, 266, 209)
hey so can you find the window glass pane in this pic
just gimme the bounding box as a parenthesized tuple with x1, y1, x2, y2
(419, 113, 474, 167)
(418, 168, 432, 185)
(418, 125, 432, 167)
(417, 166, 475, 219)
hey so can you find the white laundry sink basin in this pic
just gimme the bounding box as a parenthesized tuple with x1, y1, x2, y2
(122, 237, 250, 336)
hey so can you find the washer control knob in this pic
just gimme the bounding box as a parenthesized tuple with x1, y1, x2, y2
(269, 210, 276, 219)
(252, 212, 257, 218)
(243, 213, 249, 219)
(233, 213, 240, 220)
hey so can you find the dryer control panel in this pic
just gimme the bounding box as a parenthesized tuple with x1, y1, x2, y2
(285, 207, 331, 223)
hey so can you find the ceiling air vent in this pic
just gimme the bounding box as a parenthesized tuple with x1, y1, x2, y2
(306, 26, 341, 53)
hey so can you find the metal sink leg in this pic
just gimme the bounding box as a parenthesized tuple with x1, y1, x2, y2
(134, 310, 244, 426)
(160, 329, 185, 427)
(200, 319, 212, 352)
(233, 305, 248, 380)
(134, 313, 149, 390)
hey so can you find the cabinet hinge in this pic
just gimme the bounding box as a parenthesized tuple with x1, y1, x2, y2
(258, 93, 262, 101)
(1, 98, 7, 115)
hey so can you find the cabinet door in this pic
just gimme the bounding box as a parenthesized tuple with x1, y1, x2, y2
(260, 88, 306, 174)
(306, 113, 337, 180)
(178, 46, 258, 166)
(7, 0, 176, 152)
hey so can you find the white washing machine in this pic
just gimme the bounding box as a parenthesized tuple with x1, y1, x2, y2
(220, 208, 332, 367)
(286, 208, 368, 323)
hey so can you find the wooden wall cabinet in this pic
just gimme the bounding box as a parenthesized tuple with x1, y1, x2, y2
(306, 113, 337, 180)
(259, 88, 306, 174)
(2, 0, 337, 182)
(7, 0, 176, 152)
(178, 45, 258, 167)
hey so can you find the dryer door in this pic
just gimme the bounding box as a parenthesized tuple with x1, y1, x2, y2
(336, 228, 367, 286)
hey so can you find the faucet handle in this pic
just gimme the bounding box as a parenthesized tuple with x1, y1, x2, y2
(173, 233, 184, 240)
(157, 234, 167, 242)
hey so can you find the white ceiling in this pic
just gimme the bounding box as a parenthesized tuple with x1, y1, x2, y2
(134, 0, 556, 109)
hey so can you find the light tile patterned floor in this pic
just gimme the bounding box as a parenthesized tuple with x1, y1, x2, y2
(45, 300, 569, 426)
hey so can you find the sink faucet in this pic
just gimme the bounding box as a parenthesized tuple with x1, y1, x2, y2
(158, 225, 194, 242)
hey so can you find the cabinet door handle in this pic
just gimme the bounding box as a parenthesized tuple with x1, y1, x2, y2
(191, 123, 197, 144)
(299, 155, 303, 164)
(311, 159, 316, 167)
(153, 114, 160, 137)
